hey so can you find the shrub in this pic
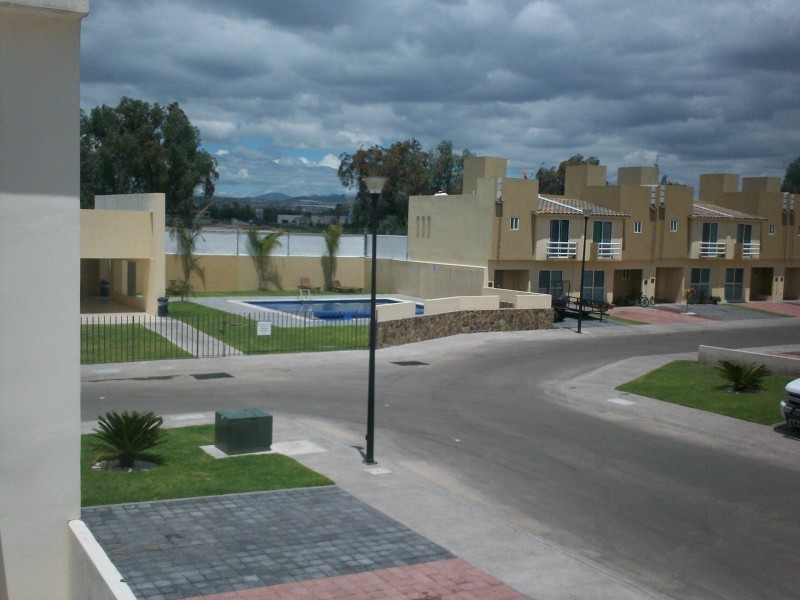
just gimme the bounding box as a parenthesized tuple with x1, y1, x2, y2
(91, 411, 167, 468)
(715, 360, 772, 392)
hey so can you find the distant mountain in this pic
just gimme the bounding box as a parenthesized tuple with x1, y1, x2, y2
(254, 192, 291, 201)
(208, 193, 347, 205)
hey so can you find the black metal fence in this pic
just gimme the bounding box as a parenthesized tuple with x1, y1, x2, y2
(80, 312, 369, 364)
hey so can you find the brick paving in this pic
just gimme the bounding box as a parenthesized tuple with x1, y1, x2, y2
(81, 487, 487, 600)
(184, 558, 529, 599)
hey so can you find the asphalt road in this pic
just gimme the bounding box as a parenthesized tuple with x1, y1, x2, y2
(82, 319, 800, 599)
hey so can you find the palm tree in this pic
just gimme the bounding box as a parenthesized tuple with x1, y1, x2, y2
(247, 228, 283, 290)
(322, 223, 343, 290)
(170, 205, 209, 300)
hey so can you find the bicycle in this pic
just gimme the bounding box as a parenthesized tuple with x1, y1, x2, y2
(626, 290, 654, 308)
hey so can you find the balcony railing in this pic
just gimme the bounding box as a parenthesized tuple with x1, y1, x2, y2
(699, 241, 726, 257)
(741, 242, 760, 257)
(596, 241, 621, 259)
(547, 240, 577, 258)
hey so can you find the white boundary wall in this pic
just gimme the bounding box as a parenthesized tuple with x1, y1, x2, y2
(698, 346, 800, 376)
(69, 521, 136, 600)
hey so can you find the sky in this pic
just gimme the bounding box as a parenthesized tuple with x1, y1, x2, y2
(80, 0, 800, 199)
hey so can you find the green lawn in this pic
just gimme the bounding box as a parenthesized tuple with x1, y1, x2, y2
(81, 323, 193, 364)
(616, 360, 790, 425)
(168, 300, 369, 353)
(82, 424, 333, 506)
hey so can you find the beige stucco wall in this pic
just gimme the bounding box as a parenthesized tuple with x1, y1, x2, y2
(408, 191, 495, 266)
(81, 193, 166, 313)
(0, 2, 87, 598)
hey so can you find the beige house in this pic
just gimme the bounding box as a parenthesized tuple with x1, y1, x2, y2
(409, 157, 799, 304)
(81, 193, 166, 314)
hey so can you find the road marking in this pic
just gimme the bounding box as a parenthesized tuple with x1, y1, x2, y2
(607, 398, 636, 406)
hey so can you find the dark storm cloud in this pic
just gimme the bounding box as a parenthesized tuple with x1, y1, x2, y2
(81, 0, 800, 196)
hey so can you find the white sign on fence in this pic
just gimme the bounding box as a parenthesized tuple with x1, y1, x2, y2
(257, 322, 272, 336)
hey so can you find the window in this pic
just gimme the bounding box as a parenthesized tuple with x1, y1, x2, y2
(797, 225, 800, 236)
(690, 268, 711, 302)
(736, 223, 752, 244)
(670, 220, 678, 232)
(621, 269, 631, 280)
(538, 270, 564, 295)
(634, 221, 642, 234)
(426, 216, 431, 238)
(725, 268, 743, 302)
(548, 219, 571, 257)
(769, 224, 776, 235)
(593, 220, 614, 258)
(416, 216, 420, 238)
(510, 216, 520, 230)
(581, 270, 605, 302)
(701, 222, 721, 256)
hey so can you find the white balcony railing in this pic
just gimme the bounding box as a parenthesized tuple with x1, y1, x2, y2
(547, 240, 577, 258)
(699, 241, 726, 257)
(742, 242, 760, 257)
(596, 241, 621, 259)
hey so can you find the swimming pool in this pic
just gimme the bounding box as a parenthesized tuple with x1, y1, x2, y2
(244, 298, 422, 320)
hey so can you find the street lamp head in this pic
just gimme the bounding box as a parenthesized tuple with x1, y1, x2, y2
(364, 176, 388, 196)
(582, 208, 593, 217)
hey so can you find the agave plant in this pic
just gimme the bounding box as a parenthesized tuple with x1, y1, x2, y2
(715, 360, 772, 392)
(91, 411, 166, 468)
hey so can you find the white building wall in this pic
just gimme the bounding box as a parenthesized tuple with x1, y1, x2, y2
(0, 2, 88, 598)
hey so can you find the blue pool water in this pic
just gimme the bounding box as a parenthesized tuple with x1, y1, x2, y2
(244, 298, 422, 320)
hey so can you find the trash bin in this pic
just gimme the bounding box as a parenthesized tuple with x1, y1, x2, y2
(157, 296, 169, 317)
(100, 279, 110, 297)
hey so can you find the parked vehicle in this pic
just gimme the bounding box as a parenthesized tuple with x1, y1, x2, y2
(780, 378, 800, 429)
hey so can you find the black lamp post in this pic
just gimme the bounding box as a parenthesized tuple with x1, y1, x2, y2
(577, 208, 592, 334)
(363, 175, 387, 464)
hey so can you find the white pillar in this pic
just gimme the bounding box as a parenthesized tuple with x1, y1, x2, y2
(0, 2, 88, 598)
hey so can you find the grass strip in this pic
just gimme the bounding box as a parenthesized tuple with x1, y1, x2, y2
(168, 301, 369, 354)
(616, 360, 790, 425)
(81, 323, 193, 364)
(82, 424, 333, 506)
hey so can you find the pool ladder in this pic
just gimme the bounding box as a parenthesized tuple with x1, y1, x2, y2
(296, 288, 314, 319)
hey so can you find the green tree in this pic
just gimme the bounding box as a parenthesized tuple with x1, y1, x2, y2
(429, 140, 473, 194)
(782, 156, 800, 193)
(537, 154, 601, 195)
(80, 97, 218, 213)
(170, 208, 208, 300)
(338, 139, 470, 233)
(246, 228, 284, 291)
(322, 223, 343, 290)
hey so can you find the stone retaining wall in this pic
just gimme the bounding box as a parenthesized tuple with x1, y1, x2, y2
(378, 308, 553, 348)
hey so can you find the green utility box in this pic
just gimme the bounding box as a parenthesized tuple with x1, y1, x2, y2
(214, 408, 272, 455)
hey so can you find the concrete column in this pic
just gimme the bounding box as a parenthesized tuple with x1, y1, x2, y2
(0, 2, 88, 598)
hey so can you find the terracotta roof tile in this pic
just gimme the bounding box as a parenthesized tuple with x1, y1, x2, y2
(534, 196, 630, 217)
(690, 203, 766, 220)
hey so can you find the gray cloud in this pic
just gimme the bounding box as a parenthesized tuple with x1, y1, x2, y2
(81, 0, 800, 196)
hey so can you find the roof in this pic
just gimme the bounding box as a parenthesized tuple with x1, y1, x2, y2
(690, 203, 766, 221)
(534, 196, 630, 218)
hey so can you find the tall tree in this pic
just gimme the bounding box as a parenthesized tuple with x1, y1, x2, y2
(338, 138, 470, 233)
(246, 229, 284, 291)
(80, 97, 218, 213)
(537, 154, 601, 195)
(322, 223, 343, 291)
(783, 155, 800, 193)
(429, 140, 473, 194)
